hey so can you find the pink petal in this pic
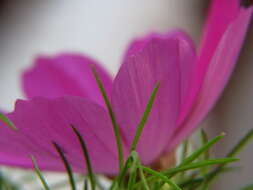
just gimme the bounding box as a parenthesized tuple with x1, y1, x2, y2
(177, 0, 246, 125)
(125, 31, 197, 116)
(22, 53, 113, 107)
(199, 0, 241, 65)
(170, 1, 253, 149)
(112, 32, 196, 164)
(0, 96, 118, 174)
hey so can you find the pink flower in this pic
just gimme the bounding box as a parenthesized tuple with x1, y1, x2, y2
(0, 0, 252, 174)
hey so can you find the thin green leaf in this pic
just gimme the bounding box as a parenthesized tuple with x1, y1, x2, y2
(227, 128, 253, 157)
(39, 176, 83, 190)
(142, 166, 182, 190)
(134, 158, 238, 189)
(164, 158, 238, 176)
(178, 177, 203, 188)
(130, 82, 160, 151)
(181, 140, 189, 162)
(0, 112, 17, 130)
(179, 167, 239, 189)
(72, 126, 96, 190)
(180, 133, 225, 166)
(161, 133, 225, 182)
(31, 156, 51, 190)
(199, 181, 208, 190)
(91, 66, 124, 170)
(53, 142, 76, 190)
(151, 181, 161, 190)
(180, 129, 253, 189)
(200, 129, 210, 160)
(117, 157, 133, 187)
(240, 184, 253, 190)
(84, 179, 88, 190)
(127, 152, 139, 190)
(200, 129, 210, 176)
(138, 165, 150, 190)
(0, 172, 19, 190)
(203, 129, 253, 187)
(177, 139, 189, 180)
(127, 169, 138, 190)
(109, 155, 133, 190)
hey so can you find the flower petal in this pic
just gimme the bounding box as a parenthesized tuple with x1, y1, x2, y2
(22, 53, 113, 107)
(125, 31, 197, 118)
(170, 0, 253, 149)
(0, 96, 118, 174)
(112, 32, 195, 164)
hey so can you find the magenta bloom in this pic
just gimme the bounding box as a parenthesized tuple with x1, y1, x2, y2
(0, 0, 252, 174)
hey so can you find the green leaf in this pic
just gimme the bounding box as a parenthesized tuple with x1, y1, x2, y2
(240, 184, 253, 190)
(139, 165, 150, 190)
(0, 112, 17, 130)
(163, 133, 225, 181)
(200, 129, 210, 161)
(109, 154, 133, 190)
(181, 139, 189, 162)
(200, 129, 210, 177)
(84, 179, 88, 190)
(180, 129, 253, 189)
(38, 176, 83, 190)
(203, 128, 253, 187)
(53, 142, 76, 190)
(180, 133, 225, 166)
(134, 157, 238, 189)
(127, 151, 139, 190)
(227, 128, 253, 157)
(164, 158, 239, 176)
(141, 166, 182, 190)
(151, 181, 161, 190)
(130, 82, 160, 151)
(0, 172, 19, 190)
(31, 156, 51, 190)
(117, 158, 133, 187)
(177, 139, 189, 180)
(91, 66, 124, 170)
(72, 126, 96, 190)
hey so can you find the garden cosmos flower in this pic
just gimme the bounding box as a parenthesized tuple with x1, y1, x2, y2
(0, 0, 252, 175)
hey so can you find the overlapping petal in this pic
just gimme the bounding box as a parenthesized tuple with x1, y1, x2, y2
(0, 96, 118, 174)
(112, 32, 196, 164)
(125, 31, 197, 116)
(170, 0, 253, 149)
(0, 0, 251, 175)
(22, 53, 113, 107)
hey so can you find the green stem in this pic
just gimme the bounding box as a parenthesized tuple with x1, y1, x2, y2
(92, 66, 124, 170)
(72, 126, 96, 190)
(131, 82, 160, 151)
(31, 156, 51, 190)
(53, 142, 76, 190)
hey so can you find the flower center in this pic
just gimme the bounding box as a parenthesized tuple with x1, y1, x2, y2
(150, 149, 176, 171)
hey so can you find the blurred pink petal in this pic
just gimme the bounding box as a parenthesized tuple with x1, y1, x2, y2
(22, 53, 113, 107)
(170, 0, 253, 149)
(112, 31, 196, 164)
(0, 96, 119, 174)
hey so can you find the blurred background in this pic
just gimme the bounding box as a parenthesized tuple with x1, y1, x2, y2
(0, 0, 252, 189)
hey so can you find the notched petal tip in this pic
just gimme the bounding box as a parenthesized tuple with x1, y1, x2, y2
(22, 53, 113, 107)
(125, 29, 196, 59)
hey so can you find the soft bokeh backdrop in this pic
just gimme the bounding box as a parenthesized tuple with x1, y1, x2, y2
(0, 1, 252, 189)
